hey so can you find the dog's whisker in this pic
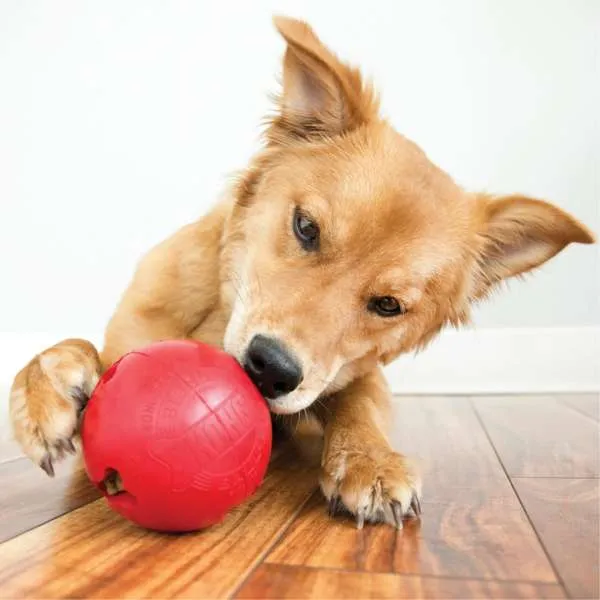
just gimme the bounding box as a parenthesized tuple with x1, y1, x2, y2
(253, 270, 266, 304)
(314, 396, 331, 417)
(229, 272, 249, 305)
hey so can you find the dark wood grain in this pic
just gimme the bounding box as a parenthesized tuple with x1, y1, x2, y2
(0, 451, 317, 598)
(235, 564, 566, 599)
(1, 395, 597, 599)
(474, 395, 600, 477)
(0, 455, 101, 543)
(267, 396, 557, 583)
(558, 393, 599, 421)
(513, 477, 599, 599)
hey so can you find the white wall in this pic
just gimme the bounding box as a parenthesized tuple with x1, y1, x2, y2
(0, 1, 598, 384)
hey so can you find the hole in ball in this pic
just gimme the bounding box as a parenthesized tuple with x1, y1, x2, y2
(101, 468, 126, 496)
(97, 468, 137, 511)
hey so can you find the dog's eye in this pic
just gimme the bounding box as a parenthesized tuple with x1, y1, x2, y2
(368, 296, 406, 317)
(293, 207, 320, 251)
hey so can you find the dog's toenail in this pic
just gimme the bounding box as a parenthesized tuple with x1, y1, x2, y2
(70, 386, 89, 411)
(356, 509, 365, 529)
(391, 500, 404, 529)
(61, 438, 76, 454)
(411, 495, 422, 517)
(40, 455, 55, 477)
(328, 496, 339, 517)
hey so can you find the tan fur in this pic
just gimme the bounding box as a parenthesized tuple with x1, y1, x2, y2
(9, 17, 594, 526)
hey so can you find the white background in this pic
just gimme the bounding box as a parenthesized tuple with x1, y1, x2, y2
(0, 1, 598, 398)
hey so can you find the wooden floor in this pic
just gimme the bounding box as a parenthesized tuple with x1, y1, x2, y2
(0, 394, 598, 599)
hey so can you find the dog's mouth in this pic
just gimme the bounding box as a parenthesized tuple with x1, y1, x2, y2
(262, 389, 315, 415)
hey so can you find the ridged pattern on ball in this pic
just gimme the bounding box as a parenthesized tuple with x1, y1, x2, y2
(81, 340, 272, 532)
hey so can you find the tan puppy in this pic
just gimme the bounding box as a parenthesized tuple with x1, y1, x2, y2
(9, 17, 594, 528)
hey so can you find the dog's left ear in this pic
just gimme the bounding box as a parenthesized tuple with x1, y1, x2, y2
(268, 16, 379, 144)
(470, 194, 595, 300)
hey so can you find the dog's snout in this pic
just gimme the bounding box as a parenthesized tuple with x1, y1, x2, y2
(244, 335, 303, 399)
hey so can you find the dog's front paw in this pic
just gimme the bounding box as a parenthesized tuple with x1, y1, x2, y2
(9, 339, 101, 476)
(320, 445, 422, 529)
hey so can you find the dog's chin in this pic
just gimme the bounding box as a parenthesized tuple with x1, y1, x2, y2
(265, 390, 318, 415)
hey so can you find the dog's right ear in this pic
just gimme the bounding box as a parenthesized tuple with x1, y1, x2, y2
(268, 16, 379, 145)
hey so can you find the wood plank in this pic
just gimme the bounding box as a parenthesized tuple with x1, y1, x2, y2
(0, 455, 100, 543)
(235, 564, 566, 599)
(267, 396, 556, 583)
(558, 393, 599, 421)
(513, 477, 599, 599)
(0, 451, 317, 598)
(474, 395, 600, 477)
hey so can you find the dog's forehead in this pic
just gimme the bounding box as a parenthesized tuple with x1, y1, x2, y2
(319, 130, 467, 234)
(296, 126, 472, 281)
(311, 126, 466, 219)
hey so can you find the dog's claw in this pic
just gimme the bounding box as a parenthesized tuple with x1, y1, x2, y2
(64, 438, 77, 454)
(391, 500, 404, 529)
(411, 495, 422, 517)
(56, 438, 76, 455)
(70, 386, 90, 411)
(40, 455, 55, 477)
(328, 496, 339, 517)
(356, 508, 365, 529)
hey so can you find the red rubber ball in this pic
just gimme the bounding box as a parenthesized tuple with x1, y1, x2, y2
(81, 340, 272, 532)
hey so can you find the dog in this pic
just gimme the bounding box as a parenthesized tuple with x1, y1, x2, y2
(9, 16, 595, 528)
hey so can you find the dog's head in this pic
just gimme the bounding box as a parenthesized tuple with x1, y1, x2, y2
(222, 17, 595, 414)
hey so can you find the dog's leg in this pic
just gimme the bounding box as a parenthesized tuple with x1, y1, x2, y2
(9, 338, 103, 475)
(319, 368, 422, 528)
(9, 204, 228, 475)
(9, 310, 185, 477)
(9, 300, 210, 476)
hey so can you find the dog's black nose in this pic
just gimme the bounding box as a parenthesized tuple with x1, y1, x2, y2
(244, 335, 303, 399)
